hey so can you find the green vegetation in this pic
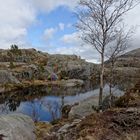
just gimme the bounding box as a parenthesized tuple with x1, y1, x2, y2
(9, 61, 15, 69)
(10, 44, 21, 55)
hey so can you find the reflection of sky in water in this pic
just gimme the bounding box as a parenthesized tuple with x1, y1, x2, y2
(0, 85, 124, 122)
(16, 97, 61, 122)
(63, 85, 123, 104)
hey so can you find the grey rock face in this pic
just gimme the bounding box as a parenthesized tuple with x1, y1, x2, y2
(0, 70, 20, 84)
(61, 79, 84, 87)
(61, 62, 95, 80)
(69, 96, 98, 119)
(0, 113, 36, 140)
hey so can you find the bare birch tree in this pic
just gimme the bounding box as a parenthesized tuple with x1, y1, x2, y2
(105, 27, 133, 106)
(76, 0, 139, 108)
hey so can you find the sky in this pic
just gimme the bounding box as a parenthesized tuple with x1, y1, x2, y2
(0, 0, 140, 63)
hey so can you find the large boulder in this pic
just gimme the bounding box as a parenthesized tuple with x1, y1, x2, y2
(0, 70, 20, 84)
(69, 96, 98, 119)
(0, 113, 36, 140)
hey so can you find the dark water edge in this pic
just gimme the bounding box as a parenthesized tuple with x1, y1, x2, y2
(0, 81, 124, 122)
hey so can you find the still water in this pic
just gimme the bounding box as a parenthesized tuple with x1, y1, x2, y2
(0, 83, 123, 122)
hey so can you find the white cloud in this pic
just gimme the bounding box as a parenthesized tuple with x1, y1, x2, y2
(124, 4, 140, 50)
(33, 0, 79, 12)
(43, 28, 57, 41)
(67, 23, 72, 28)
(59, 23, 65, 31)
(60, 32, 81, 45)
(50, 44, 100, 63)
(55, 32, 100, 63)
(0, 0, 36, 49)
(0, 26, 27, 41)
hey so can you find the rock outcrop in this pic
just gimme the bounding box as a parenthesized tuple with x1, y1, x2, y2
(0, 70, 20, 84)
(0, 48, 96, 84)
(0, 113, 36, 140)
(69, 96, 98, 118)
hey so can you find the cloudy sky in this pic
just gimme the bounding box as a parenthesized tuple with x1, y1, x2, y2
(0, 0, 140, 63)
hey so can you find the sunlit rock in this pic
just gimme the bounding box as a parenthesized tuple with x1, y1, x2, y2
(0, 113, 36, 140)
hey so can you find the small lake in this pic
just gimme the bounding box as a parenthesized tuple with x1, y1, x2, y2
(0, 82, 123, 122)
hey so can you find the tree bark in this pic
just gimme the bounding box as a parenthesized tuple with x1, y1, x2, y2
(99, 52, 104, 108)
(109, 61, 113, 97)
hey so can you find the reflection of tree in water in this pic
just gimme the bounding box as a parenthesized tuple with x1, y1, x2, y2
(40, 99, 61, 121)
(0, 91, 63, 122)
(0, 103, 9, 114)
(0, 95, 21, 114)
(6, 96, 20, 111)
(29, 100, 40, 122)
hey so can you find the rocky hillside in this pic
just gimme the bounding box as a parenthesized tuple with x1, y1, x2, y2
(0, 47, 140, 88)
(115, 48, 140, 68)
(0, 48, 96, 85)
(105, 48, 140, 89)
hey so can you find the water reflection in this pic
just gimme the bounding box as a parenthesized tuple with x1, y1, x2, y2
(0, 83, 123, 122)
(16, 97, 61, 122)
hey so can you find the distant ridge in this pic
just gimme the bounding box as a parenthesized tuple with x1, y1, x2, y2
(122, 48, 140, 57)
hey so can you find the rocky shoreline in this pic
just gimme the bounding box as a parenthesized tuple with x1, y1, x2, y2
(35, 82, 140, 140)
(1, 82, 139, 140)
